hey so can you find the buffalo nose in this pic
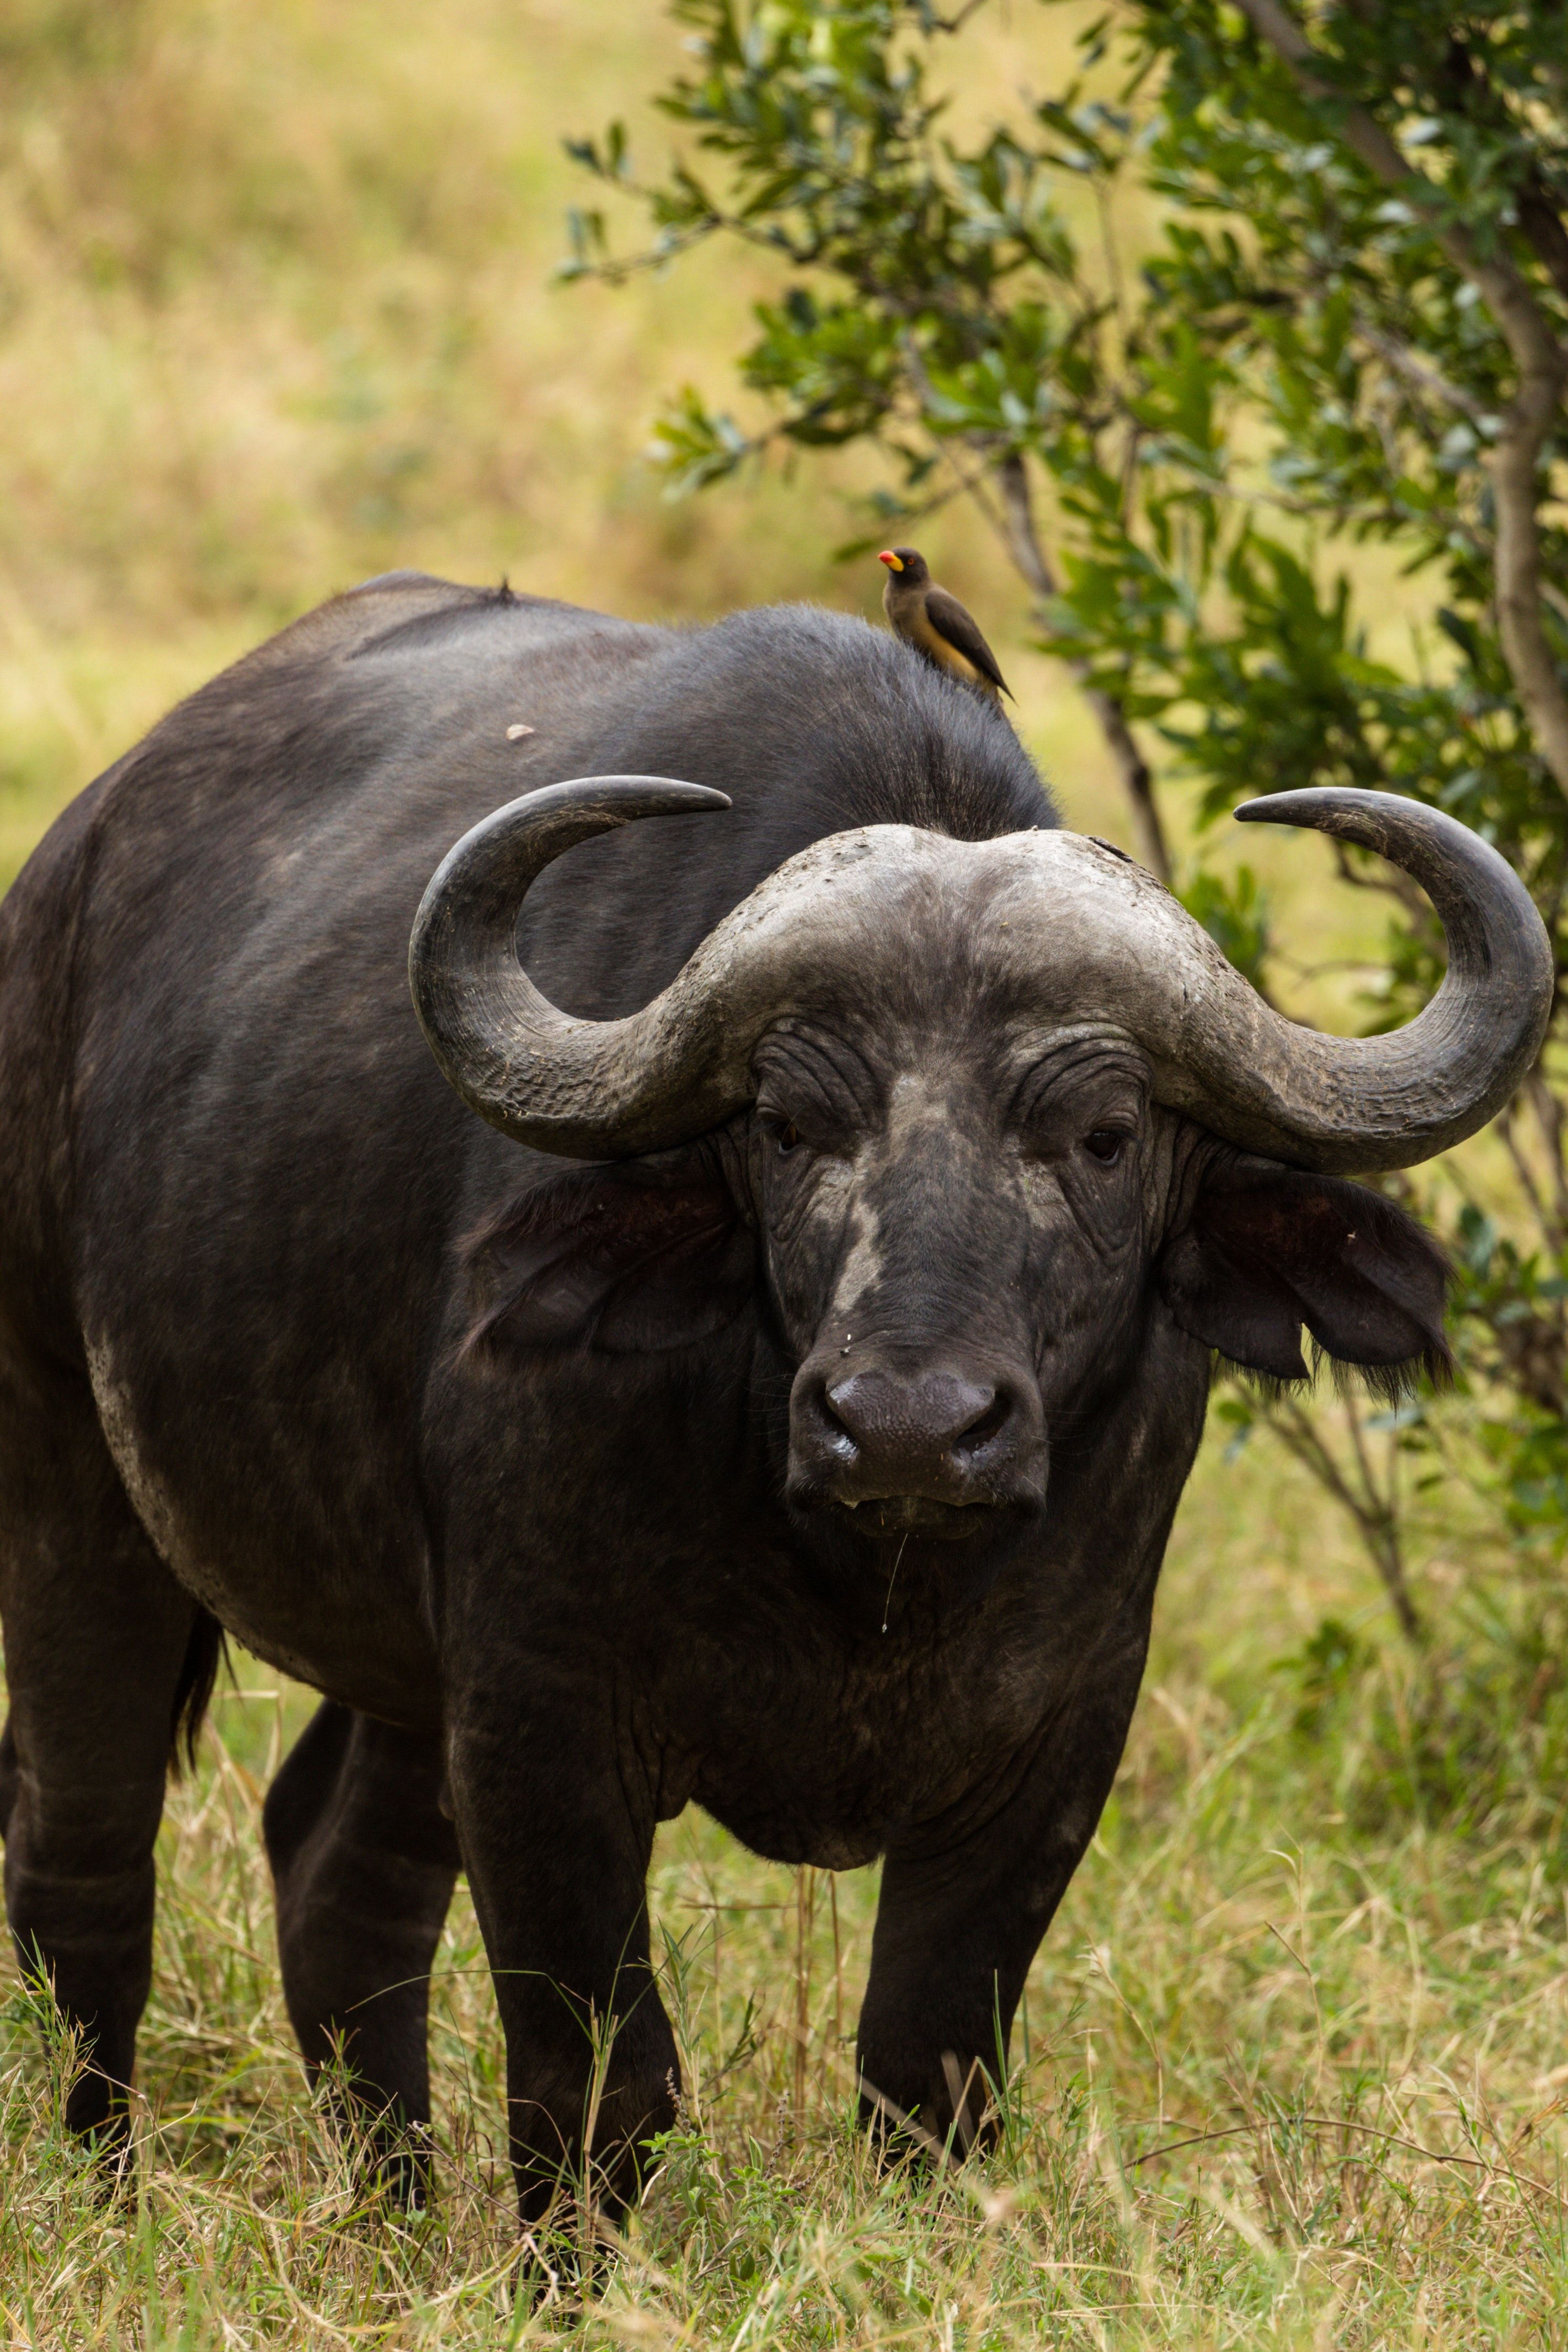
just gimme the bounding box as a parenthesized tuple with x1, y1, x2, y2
(823, 1369, 1007, 1467)
(787, 1355, 1046, 1528)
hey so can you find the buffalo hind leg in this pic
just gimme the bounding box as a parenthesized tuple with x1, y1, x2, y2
(0, 1400, 206, 2169)
(263, 1701, 460, 2203)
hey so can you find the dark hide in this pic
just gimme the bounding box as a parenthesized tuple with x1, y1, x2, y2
(0, 574, 1446, 2209)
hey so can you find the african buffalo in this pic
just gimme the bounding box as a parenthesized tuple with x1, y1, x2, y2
(0, 572, 1550, 2217)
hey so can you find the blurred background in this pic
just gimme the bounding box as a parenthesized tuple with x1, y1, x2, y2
(0, 0, 1369, 898)
(0, 1, 1071, 835)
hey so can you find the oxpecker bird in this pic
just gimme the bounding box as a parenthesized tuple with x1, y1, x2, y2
(879, 546, 1010, 699)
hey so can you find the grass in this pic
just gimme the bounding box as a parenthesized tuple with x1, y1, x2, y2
(0, 0, 1426, 994)
(4, 0, 1568, 2343)
(6, 1433, 1568, 2348)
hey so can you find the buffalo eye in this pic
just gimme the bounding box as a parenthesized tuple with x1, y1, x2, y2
(1084, 1128, 1128, 1164)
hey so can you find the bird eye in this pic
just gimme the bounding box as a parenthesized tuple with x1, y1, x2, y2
(1085, 1128, 1128, 1164)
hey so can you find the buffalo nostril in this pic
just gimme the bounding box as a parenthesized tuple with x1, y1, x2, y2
(819, 1384, 853, 1435)
(954, 1392, 1009, 1452)
(816, 1384, 859, 1457)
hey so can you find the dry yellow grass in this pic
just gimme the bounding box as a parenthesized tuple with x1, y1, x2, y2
(0, 0, 1397, 974)
(3, 4, 1566, 2345)
(7, 1431, 1568, 2347)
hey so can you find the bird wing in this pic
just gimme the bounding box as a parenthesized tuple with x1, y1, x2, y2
(922, 588, 1009, 694)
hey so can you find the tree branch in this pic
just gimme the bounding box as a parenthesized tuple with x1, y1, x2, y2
(1266, 1393, 1424, 1642)
(1434, 35, 1568, 306)
(1517, 178, 1568, 309)
(1233, 0, 1568, 805)
(993, 453, 1173, 880)
(1352, 324, 1492, 424)
(896, 329, 1174, 878)
(1329, 836, 1432, 926)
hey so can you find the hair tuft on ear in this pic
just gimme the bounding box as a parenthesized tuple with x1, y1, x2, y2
(1208, 1330, 1450, 1404)
(1316, 1333, 1453, 1404)
(1206, 1354, 1299, 1403)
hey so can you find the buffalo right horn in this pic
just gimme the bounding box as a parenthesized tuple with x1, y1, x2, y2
(408, 775, 940, 1159)
(409, 776, 733, 1159)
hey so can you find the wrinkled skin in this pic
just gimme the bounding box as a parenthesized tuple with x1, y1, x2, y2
(0, 575, 1444, 2215)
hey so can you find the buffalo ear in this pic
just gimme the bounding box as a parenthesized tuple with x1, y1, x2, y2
(1157, 1163, 1450, 1386)
(463, 1161, 755, 1356)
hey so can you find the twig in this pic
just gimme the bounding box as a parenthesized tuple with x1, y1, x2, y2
(894, 330, 1173, 878)
(1524, 1063, 1568, 1244)
(1265, 1393, 1423, 1642)
(829, 1874, 844, 2051)
(793, 1866, 814, 2118)
(1130, 2108, 1568, 2212)
(1330, 835, 1432, 925)
(1353, 324, 1492, 424)
(1497, 1097, 1554, 1242)
(930, 0, 992, 30)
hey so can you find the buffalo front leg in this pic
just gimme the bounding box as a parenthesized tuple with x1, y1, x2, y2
(264, 1702, 460, 2199)
(857, 1644, 1146, 2159)
(448, 1686, 678, 2228)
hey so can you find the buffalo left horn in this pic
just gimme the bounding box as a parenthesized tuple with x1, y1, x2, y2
(1175, 786, 1554, 1171)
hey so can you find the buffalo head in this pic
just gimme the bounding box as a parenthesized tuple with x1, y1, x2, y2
(411, 777, 1551, 1573)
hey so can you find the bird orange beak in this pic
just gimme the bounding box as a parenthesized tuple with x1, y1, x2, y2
(878, 550, 903, 572)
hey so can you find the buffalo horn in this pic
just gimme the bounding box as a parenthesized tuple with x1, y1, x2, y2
(409, 776, 736, 1158)
(410, 775, 945, 1157)
(411, 776, 1553, 1174)
(1187, 788, 1554, 1170)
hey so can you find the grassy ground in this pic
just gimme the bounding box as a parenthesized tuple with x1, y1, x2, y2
(7, 1434, 1568, 2348)
(4, 3, 1567, 2345)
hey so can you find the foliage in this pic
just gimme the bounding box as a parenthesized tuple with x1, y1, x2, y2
(567, 0, 1568, 1628)
(564, 0, 1568, 885)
